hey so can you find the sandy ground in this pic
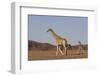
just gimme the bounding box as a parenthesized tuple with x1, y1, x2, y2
(28, 50, 88, 61)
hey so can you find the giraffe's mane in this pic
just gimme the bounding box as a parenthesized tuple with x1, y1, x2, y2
(50, 29, 64, 39)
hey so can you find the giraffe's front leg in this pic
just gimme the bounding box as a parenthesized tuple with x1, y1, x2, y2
(59, 46, 64, 55)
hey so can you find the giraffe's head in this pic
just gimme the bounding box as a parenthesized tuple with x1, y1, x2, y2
(47, 28, 52, 32)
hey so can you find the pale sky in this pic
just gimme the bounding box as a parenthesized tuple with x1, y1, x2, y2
(28, 15, 88, 45)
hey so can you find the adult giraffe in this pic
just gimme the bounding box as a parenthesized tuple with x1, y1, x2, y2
(47, 28, 71, 56)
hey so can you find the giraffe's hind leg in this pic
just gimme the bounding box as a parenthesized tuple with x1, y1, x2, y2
(56, 45, 59, 56)
(65, 47, 67, 56)
(62, 42, 67, 56)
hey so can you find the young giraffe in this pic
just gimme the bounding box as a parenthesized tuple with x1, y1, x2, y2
(77, 41, 84, 54)
(47, 28, 69, 56)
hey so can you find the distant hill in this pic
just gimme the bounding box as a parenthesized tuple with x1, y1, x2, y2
(28, 40, 88, 51)
(28, 40, 56, 51)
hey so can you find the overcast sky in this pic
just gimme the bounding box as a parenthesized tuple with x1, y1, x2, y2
(28, 15, 88, 45)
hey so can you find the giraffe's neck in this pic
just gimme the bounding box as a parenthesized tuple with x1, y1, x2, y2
(49, 30, 62, 39)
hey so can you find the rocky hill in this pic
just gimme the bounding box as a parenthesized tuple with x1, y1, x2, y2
(28, 40, 56, 51)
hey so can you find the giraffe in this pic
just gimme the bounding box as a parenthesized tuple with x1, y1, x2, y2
(47, 28, 70, 56)
(77, 41, 84, 54)
(78, 41, 83, 50)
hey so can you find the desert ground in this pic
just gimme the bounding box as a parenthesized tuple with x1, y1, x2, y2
(28, 40, 88, 61)
(28, 49, 88, 61)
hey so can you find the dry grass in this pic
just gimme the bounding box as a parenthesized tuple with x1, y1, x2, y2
(28, 50, 88, 61)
